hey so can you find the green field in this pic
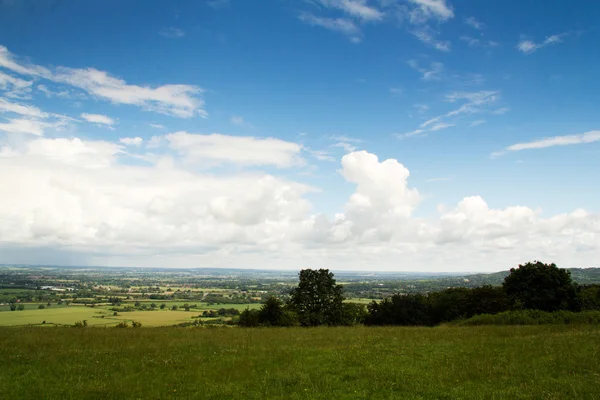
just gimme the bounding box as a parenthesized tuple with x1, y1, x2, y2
(0, 302, 262, 327)
(1, 325, 599, 399)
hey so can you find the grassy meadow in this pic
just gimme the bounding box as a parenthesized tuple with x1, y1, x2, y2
(1, 325, 599, 399)
(0, 301, 262, 327)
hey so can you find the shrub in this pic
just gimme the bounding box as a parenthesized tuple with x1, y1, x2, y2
(115, 321, 129, 328)
(455, 310, 600, 326)
(73, 320, 88, 328)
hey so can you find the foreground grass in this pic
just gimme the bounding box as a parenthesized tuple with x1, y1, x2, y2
(1, 325, 599, 399)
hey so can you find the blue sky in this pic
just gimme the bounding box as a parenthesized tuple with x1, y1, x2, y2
(0, 0, 599, 272)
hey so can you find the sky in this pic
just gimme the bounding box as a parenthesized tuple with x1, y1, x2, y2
(0, 0, 599, 272)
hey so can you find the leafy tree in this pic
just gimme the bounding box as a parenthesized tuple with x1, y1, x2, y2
(160, 303, 166, 309)
(171, 305, 178, 311)
(340, 303, 368, 326)
(38, 304, 45, 309)
(238, 308, 260, 327)
(579, 285, 600, 310)
(258, 296, 284, 326)
(503, 261, 579, 312)
(9, 303, 16, 311)
(365, 294, 431, 326)
(17, 304, 25, 311)
(287, 269, 345, 326)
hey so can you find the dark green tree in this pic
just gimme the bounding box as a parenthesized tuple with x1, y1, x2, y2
(287, 269, 345, 326)
(503, 261, 579, 312)
(238, 308, 260, 327)
(258, 296, 284, 326)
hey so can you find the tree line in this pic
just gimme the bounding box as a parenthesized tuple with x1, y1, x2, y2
(239, 262, 600, 327)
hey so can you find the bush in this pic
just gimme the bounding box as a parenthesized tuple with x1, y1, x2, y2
(131, 321, 142, 328)
(38, 304, 45, 309)
(455, 310, 600, 326)
(73, 320, 88, 328)
(115, 321, 129, 328)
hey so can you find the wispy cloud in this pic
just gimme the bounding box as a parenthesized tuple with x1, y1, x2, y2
(0, 45, 207, 118)
(299, 13, 361, 42)
(460, 36, 499, 48)
(0, 118, 47, 136)
(401, 91, 501, 138)
(411, 28, 451, 52)
(429, 122, 454, 131)
(206, 0, 230, 9)
(0, 70, 32, 98)
(407, 59, 444, 81)
(0, 97, 47, 118)
(414, 104, 429, 113)
(517, 33, 566, 54)
(230, 115, 252, 128)
(149, 123, 165, 129)
(492, 107, 510, 115)
(425, 176, 454, 183)
(159, 27, 185, 38)
(119, 137, 143, 146)
(389, 87, 403, 96)
(464, 16, 485, 30)
(80, 113, 115, 127)
(492, 130, 600, 158)
(398, 0, 453, 51)
(407, 0, 454, 23)
(308, 148, 336, 161)
(318, 0, 384, 22)
(470, 119, 486, 127)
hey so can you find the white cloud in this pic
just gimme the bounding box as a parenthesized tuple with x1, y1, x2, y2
(308, 149, 336, 162)
(389, 87, 403, 96)
(318, 0, 384, 21)
(120, 137, 143, 146)
(407, 0, 454, 23)
(0, 46, 207, 118)
(402, 91, 500, 138)
(414, 104, 429, 113)
(0, 70, 33, 98)
(327, 135, 363, 143)
(397, 128, 425, 138)
(492, 107, 510, 115)
(407, 59, 444, 80)
(492, 130, 600, 157)
(149, 123, 165, 129)
(299, 13, 361, 42)
(81, 113, 115, 127)
(0, 45, 51, 77)
(517, 34, 566, 54)
(464, 16, 484, 30)
(230, 115, 252, 128)
(165, 131, 304, 167)
(159, 27, 185, 38)
(429, 122, 454, 131)
(0, 98, 47, 118)
(0, 118, 48, 136)
(24, 137, 123, 168)
(411, 29, 451, 52)
(1, 140, 599, 271)
(460, 36, 499, 48)
(470, 119, 486, 127)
